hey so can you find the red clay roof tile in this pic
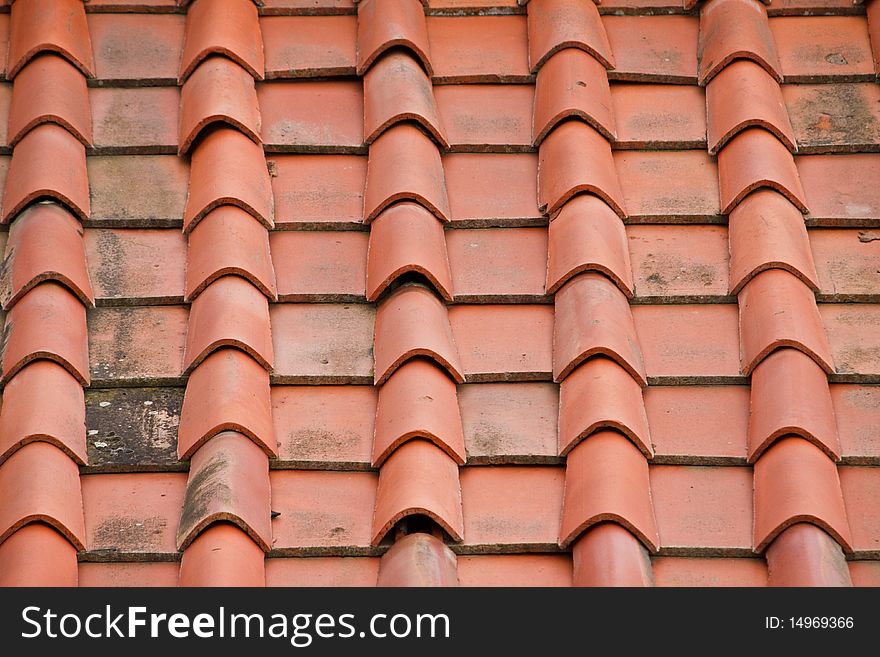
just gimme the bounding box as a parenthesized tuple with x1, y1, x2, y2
(179, 524, 265, 586)
(652, 556, 767, 587)
(434, 84, 532, 152)
(376, 532, 459, 586)
(782, 83, 880, 155)
(765, 523, 852, 586)
(357, 0, 432, 76)
(366, 203, 453, 302)
(266, 557, 380, 588)
(769, 16, 874, 83)
(610, 84, 707, 150)
(88, 14, 184, 84)
(831, 385, 880, 461)
(79, 562, 180, 588)
(820, 305, 880, 379)
(0, 524, 78, 587)
(179, 0, 265, 83)
(427, 15, 530, 83)
(458, 554, 571, 587)
(797, 154, 880, 226)
(262, 16, 357, 79)
(178, 349, 276, 459)
(526, 0, 614, 73)
(603, 16, 698, 84)
(271, 231, 368, 301)
(850, 561, 880, 587)
(270, 154, 365, 229)
(839, 466, 880, 554)
(7, 0, 94, 80)
(262, 0, 356, 9)
(444, 153, 540, 226)
(571, 522, 654, 587)
(90, 87, 179, 154)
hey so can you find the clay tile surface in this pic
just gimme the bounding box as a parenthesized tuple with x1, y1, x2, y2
(1, 124, 89, 224)
(553, 273, 646, 385)
(179, 0, 265, 83)
(572, 522, 654, 587)
(533, 48, 615, 145)
(8, 54, 92, 148)
(270, 155, 365, 229)
(366, 202, 453, 302)
(558, 357, 653, 458)
(738, 269, 835, 375)
(183, 127, 274, 233)
(754, 437, 852, 553)
(373, 284, 463, 385)
(376, 532, 459, 587)
(0, 524, 78, 587)
(444, 153, 540, 226)
(728, 189, 819, 295)
(1, 203, 94, 309)
(546, 194, 633, 297)
(766, 523, 852, 587)
(1, 282, 89, 386)
(769, 17, 874, 83)
(183, 275, 274, 373)
(560, 431, 659, 551)
(0, 442, 85, 550)
(271, 231, 367, 302)
(179, 524, 265, 587)
(357, 0, 432, 76)
(538, 121, 626, 218)
(717, 128, 808, 214)
(371, 439, 463, 545)
(363, 124, 450, 223)
(373, 359, 465, 467)
(526, 0, 614, 73)
(706, 60, 796, 155)
(603, 16, 698, 84)
(434, 85, 533, 153)
(185, 206, 277, 302)
(177, 349, 276, 460)
(7, 0, 95, 79)
(262, 16, 357, 79)
(698, 0, 782, 85)
(427, 16, 530, 84)
(0, 361, 86, 466)
(610, 85, 707, 150)
(176, 432, 271, 551)
(179, 56, 261, 155)
(363, 51, 447, 147)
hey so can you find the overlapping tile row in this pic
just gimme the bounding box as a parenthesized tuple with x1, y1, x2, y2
(527, 0, 658, 586)
(0, 0, 95, 586)
(356, 0, 464, 587)
(175, 0, 276, 586)
(699, 0, 853, 585)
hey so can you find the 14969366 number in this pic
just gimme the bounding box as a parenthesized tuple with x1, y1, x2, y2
(790, 617, 854, 629)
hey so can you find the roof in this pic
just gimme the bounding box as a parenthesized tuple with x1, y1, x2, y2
(0, 0, 878, 588)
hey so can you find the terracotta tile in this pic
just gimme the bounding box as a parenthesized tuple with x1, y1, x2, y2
(373, 284, 462, 384)
(270, 155, 365, 228)
(270, 470, 378, 550)
(272, 385, 375, 465)
(367, 203, 452, 302)
(364, 124, 448, 223)
(610, 84, 707, 150)
(458, 382, 558, 463)
(572, 521, 654, 587)
(554, 274, 646, 385)
(177, 432, 271, 551)
(88, 306, 188, 385)
(0, 442, 84, 549)
(738, 269, 834, 375)
(88, 156, 189, 228)
(447, 226, 546, 301)
(434, 85, 532, 152)
(871, 1, 880, 74)
(728, 190, 819, 295)
(0, 524, 78, 587)
(183, 275, 273, 372)
(374, 360, 465, 467)
(603, 16, 698, 84)
(179, 0, 264, 82)
(376, 532, 458, 586)
(271, 231, 368, 301)
(85, 0, 180, 9)
(850, 561, 880, 587)
(186, 207, 277, 302)
(840, 466, 880, 554)
(460, 465, 564, 548)
(262, 16, 356, 79)
(770, 16, 874, 82)
(0, 15, 8, 79)
(0, 361, 85, 466)
(754, 437, 852, 552)
(1, 283, 88, 385)
(538, 121, 625, 218)
(79, 562, 180, 588)
(697, 0, 781, 85)
(798, 154, 880, 226)
(765, 523, 852, 586)
(2, 124, 89, 223)
(0, 83, 9, 145)
(653, 556, 767, 587)
(184, 127, 273, 232)
(766, 0, 860, 12)
(270, 303, 375, 383)
(820, 304, 880, 379)
(84, 228, 186, 303)
(527, 0, 613, 73)
(90, 87, 179, 154)
(615, 150, 720, 222)
(548, 196, 631, 297)
(427, 16, 530, 83)
(88, 14, 184, 84)
(429, 0, 519, 7)
(632, 304, 742, 381)
(644, 385, 749, 462)
(783, 83, 880, 154)
(831, 385, 880, 461)
(179, 523, 265, 586)
(357, 0, 432, 75)
(266, 557, 379, 587)
(262, 0, 356, 10)
(458, 554, 572, 587)
(449, 305, 554, 381)
(717, 128, 808, 214)
(444, 153, 540, 226)
(650, 465, 753, 551)
(178, 349, 275, 459)
(259, 80, 363, 151)
(7, 0, 94, 79)
(2, 203, 94, 309)
(8, 54, 92, 148)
